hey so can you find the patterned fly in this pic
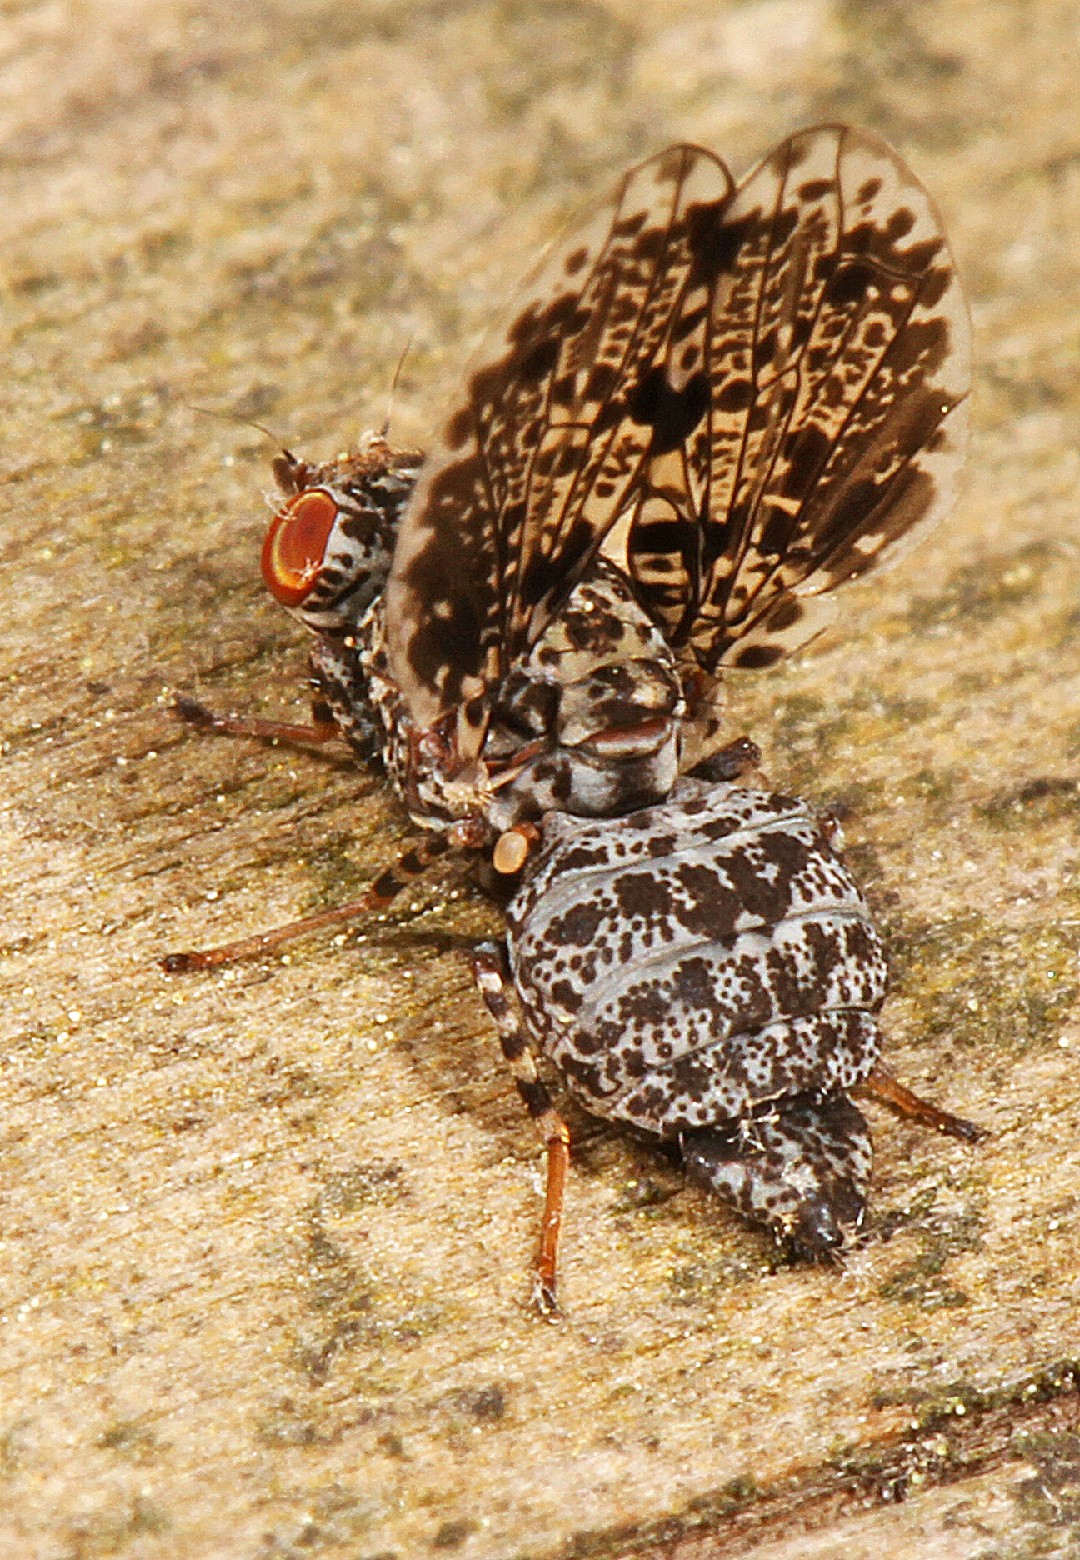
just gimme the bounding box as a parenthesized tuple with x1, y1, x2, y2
(169, 126, 980, 1312)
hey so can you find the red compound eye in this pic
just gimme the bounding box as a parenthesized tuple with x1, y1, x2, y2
(261, 489, 339, 607)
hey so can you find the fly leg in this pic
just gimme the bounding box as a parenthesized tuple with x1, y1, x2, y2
(162, 818, 494, 972)
(471, 942, 570, 1318)
(171, 691, 341, 748)
(859, 1063, 987, 1143)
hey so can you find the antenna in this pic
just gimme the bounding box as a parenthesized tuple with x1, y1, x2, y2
(184, 401, 290, 453)
(380, 336, 414, 439)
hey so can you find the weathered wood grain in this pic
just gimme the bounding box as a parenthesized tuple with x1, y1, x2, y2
(1, 3, 1078, 1557)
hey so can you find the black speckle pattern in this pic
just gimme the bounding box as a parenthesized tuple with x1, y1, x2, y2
(507, 777, 886, 1246)
(683, 1092, 872, 1257)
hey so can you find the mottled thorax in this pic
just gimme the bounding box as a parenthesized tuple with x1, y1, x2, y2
(259, 434, 423, 760)
(482, 560, 686, 827)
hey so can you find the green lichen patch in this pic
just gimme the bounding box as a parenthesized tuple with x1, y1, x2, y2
(61, 1496, 172, 1557)
(884, 909, 1079, 1055)
(0, 1423, 26, 1478)
(269, 1484, 382, 1555)
(1009, 1429, 1080, 1530)
(56, 387, 171, 464)
(553, 1363, 1080, 1560)
(874, 1186, 986, 1311)
(95, 1420, 161, 1463)
(665, 1254, 760, 1306)
(756, 689, 856, 776)
(433, 1515, 479, 1550)
(314, 1165, 407, 1214)
(906, 543, 1052, 631)
(874, 1360, 1080, 1436)
(746, 679, 950, 810)
(280, 1160, 466, 1401)
(901, 764, 966, 818)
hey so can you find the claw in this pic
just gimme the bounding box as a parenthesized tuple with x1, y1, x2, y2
(531, 1274, 562, 1321)
(171, 694, 219, 729)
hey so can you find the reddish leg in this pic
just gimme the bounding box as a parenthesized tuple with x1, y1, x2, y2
(162, 817, 493, 972)
(472, 943, 570, 1318)
(172, 693, 341, 748)
(859, 1063, 987, 1144)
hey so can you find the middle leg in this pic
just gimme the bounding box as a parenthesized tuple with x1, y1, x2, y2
(471, 942, 570, 1317)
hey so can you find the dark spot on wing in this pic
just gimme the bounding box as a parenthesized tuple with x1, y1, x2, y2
(729, 642, 786, 669)
(716, 377, 753, 413)
(517, 335, 560, 384)
(685, 204, 753, 285)
(627, 365, 709, 456)
(518, 517, 595, 612)
(825, 260, 879, 310)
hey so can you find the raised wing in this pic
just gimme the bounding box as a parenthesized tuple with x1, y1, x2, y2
(625, 125, 971, 671)
(384, 143, 735, 738)
(384, 125, 970, 743)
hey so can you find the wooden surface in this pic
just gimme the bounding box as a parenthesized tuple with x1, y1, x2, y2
(1, 2, 1079, 1556)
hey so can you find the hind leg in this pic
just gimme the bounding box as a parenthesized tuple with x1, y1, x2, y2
(859, 1063, 986, 1143)
(163, 817, 492, 972)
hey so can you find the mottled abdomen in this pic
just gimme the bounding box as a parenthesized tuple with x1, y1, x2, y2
(506, 779, 888, 1254)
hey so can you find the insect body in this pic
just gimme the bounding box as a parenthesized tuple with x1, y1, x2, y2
(503, 778, 886, 1259)
(170, 125, 978, 1310)
(258, 125, 970, 834)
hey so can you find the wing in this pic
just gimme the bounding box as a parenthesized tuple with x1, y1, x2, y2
(384, 126, 971, 748)
(383, 143, 736, 744)
(624, 124, 971, 671)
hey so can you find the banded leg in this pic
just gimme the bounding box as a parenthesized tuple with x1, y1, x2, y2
(162, 817, 493, 972)
(472, 942, 570, 1318)
(172, 692, 341, 748)
(859, 1063, 987, 1144)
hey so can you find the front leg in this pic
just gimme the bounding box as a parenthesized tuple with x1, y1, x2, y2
(172, 691, 341, 748)
(173, 627, 387, 760)
(471, 942, 570, 1318)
